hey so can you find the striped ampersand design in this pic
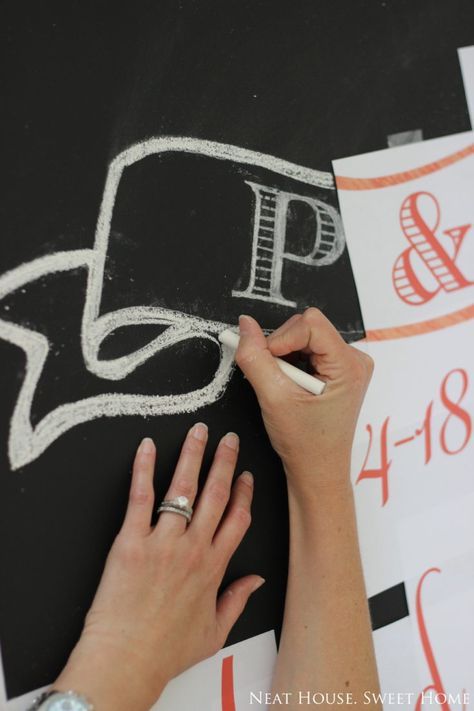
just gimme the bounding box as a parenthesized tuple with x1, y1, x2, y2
(392, 191, 471, 305)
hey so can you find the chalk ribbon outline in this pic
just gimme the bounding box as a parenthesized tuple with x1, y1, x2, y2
(0, 137, 336, 469)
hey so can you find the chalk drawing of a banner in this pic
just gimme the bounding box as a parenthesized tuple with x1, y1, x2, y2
(0, 137, 336, 469)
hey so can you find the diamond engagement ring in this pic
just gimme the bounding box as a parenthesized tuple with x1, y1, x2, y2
(157, 495, 193, 523)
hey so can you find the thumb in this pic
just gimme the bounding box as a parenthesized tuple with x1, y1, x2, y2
(235, 315, 287, 402)
(216, 575, 265, 642)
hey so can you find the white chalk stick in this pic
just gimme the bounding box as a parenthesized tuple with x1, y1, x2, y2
(218, 328, 326, 395)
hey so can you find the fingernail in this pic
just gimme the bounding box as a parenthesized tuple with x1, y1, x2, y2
(139, 437, 154, 454)
(223, 432, 239, 450)
(252, 577, 266, 593)
(239, 314, 253, 335)
(191, 422, 208, 441)
(241, 470, 254, 485)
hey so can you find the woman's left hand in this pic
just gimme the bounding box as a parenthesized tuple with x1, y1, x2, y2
(54, 425, 263, 711)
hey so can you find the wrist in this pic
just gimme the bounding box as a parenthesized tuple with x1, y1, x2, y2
(284, 461, 355, 535)
(286, 479, 358, 561)
(54, 636, 167, 711)
(282, 453, 352, 499)
(287, 477, 353, 514)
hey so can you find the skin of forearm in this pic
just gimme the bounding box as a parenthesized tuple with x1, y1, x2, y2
(272, 466, 381, 710)
(53, 637, 167, 711)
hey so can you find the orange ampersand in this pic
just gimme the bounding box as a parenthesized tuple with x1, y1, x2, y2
(393, 192, 471, 305)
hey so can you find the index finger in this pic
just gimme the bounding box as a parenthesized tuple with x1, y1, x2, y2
(235, 314, 297, 404)
(122, 437, 156, 537)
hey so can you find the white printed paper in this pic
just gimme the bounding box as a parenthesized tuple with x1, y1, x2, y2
(154, 631, 277, 711)
(459, 46, 474, 127)
(336, 132, 474, 704)
(352, 319, 474, 597)
(398, 496, 474, 706)
(333, 131, 474, 334)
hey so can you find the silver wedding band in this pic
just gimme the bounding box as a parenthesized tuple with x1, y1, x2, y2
(157, 495, 193, 524)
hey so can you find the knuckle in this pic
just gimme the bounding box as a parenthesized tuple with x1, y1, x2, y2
(234, 347, 245, 365)
(303, 307, 322, 324)
(172, 478, 196, 499)
(207, 480, 230, 507)
(274, 330, 294, 350)
(352, 359, 369, 387)
(235, 347, 257, 368)
(129, 487, 152, 506)
(114, 534, 146, 567)
(363, 352, 375, 375)
(233, 505, 252, 528)
(352, 350, 374, 381)
(231, 581, 248, 609)
(280, 313, 303, 329)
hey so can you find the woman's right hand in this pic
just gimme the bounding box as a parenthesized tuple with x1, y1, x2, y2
(235, 308, 374, 495)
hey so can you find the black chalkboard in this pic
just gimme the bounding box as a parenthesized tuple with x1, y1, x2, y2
(1, 0, 472, 700)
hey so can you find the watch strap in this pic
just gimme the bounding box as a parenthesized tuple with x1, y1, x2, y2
(27, 689, 94, 710)
(26, 691, 56, 710)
